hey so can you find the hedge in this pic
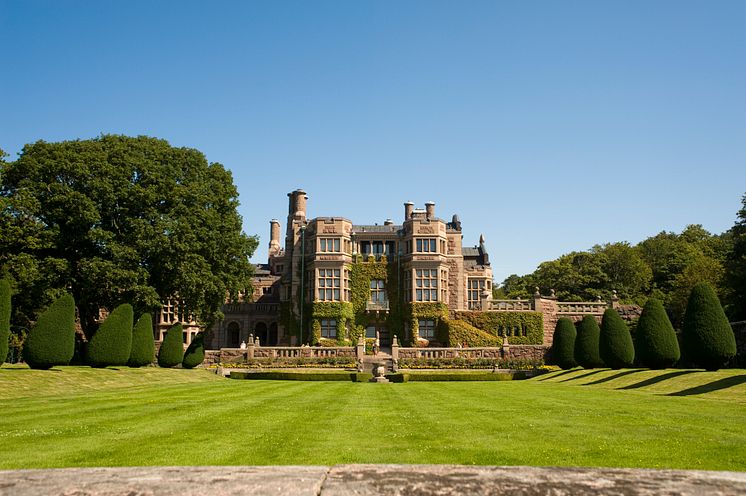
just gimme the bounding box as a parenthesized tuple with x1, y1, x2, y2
(23, 293, 76, 369)
(407, 371, 525, 381)
(182, 332, 206, 369)
(86, 304, 133, 367)
(157, 323, 184, 368)
(636, 298, 680, 369)
(454, 311, 544, 344)
(229, 371, 361, 381)
(446, 319, 502, 347)
(0, 279, 10, 365)
(682, 283, 737, 371)
(575, 316, 604, 368)
(599, 308, 635, 369)
(552, 317, 577, 369)
(128, 313, 155, 367)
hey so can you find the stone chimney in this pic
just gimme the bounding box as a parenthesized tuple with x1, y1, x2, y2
(288, 189, 308, 220)
(268, 219, 281, 257)
(425, 201, 435, 219)
(404, 202, 414, 220)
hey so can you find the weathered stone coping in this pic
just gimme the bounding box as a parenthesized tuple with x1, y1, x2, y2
(1, 464, 744, 495)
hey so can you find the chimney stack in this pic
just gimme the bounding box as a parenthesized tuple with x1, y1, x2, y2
(425, 201, 435, 219)
(268, 219, 281, 256)
(288, 189, 308, 220)
(404, 201, 414, 220)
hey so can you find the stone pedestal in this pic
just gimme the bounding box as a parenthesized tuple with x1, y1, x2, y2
(369, 362, 389, 383)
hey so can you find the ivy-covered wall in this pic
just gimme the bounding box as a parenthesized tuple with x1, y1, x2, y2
(348, 259, 405, 343)
(280, 258, 543, 348)
(406, 302, 450, 346)
(310, 301, 354, 345)
(454, 311, 544, 345)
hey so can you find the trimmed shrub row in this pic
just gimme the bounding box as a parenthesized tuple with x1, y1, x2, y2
(24, 293, 76, 369)
(553, 283, 736, 371)
(0, 279, 10, 365)
(229, 371, 362, 381)
(87, 304, 134, 367)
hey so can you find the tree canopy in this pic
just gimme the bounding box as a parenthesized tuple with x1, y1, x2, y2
(0, 135, 257, 337)
(497, 221, 736, 325)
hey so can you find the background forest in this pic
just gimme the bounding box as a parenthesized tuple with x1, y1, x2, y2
(496, 194, 746, 326)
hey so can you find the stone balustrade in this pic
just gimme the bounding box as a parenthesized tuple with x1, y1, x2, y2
(555, 301, 608, 315)
(487, 299, 534, 312)
(394, 347, 502, 360)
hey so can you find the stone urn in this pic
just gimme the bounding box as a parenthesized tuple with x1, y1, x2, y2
(370, 362, 389, 383)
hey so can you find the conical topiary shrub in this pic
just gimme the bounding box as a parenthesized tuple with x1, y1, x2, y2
(636, 298, 680, 369)
(128, 313, 155, 367)
(0, 279, 10, 366)
(552, 318, 577, 369)
(158, 322, 184, 368)
(600, 308, 635, 369)
(575, 315, 604, 368)
(182, 332, 206, 369)
(86, 303, 134, 367)
(682, 283, 737, 371)
(23, 293, 76, 369)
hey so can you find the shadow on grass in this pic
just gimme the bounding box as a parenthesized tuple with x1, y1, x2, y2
(582, 369, 645, 386)
(617, 370, 696, 390)
(559, 369, 605, 383)
(667, 375, 746, 397)
(536, 369, 581, 381)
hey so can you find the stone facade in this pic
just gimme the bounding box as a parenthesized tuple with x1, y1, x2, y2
(209, 189, 493, 349)
(155, 188, 640, 354)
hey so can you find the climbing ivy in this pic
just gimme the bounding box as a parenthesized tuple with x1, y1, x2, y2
(406, 302, 450, 346)
(454, 311, 544, 345)
(310, 301, 354, 345)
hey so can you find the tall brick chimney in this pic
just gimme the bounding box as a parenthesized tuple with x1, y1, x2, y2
(425, 201, 435, 219)
(268, 219, 281, 257)
(404, 201, 414, 220)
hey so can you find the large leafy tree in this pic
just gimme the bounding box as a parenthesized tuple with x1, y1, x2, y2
(0, 136, 257, 337)
(725, 194, 746, 321)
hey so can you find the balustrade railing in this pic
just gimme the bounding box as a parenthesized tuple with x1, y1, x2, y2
(487, 299, 534, 312)
(556, 302, 607, 315)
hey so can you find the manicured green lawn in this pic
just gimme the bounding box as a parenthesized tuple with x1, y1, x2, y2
(1, 365, 744, 470)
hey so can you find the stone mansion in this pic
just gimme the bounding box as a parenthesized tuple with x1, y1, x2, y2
(200, 189, 495, 349)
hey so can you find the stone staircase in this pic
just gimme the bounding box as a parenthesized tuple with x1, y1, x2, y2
(360, 348, 394, 374)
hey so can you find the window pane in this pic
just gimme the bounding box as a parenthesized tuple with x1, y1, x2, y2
(333, 289, 340, 300)
(334, 239, 340, 251)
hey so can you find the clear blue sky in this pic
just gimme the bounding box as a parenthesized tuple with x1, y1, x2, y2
(2, 1, 745, 281)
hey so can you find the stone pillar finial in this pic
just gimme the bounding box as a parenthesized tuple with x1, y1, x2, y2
(534, 287, 541, 297)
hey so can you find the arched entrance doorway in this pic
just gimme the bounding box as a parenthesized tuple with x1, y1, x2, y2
(268, 322, 278, 346)
(255, 322, 268, 345)
(227, 322, 240, 348)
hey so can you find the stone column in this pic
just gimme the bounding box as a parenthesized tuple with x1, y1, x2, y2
(247, 334, 255, 359)
(356, 335, 365, 360)
(391, 335, 399, 360)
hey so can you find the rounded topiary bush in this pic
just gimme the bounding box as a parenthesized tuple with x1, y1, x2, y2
(128, 313, 155, 367)
(552, 317, 577, 369)
(0, 279, 10, 365)
(682, 283, 736, 371)
(575, 315, 604, 368)
(599, 308, 634, 369)
(182, 332, 205, 369)
(23, 293, 76, 369)
(86, 303, 134, 367)
(636, 298, 680, 369)
(158, 322, 184, 368)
